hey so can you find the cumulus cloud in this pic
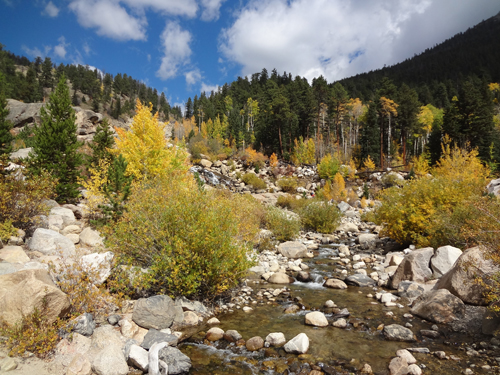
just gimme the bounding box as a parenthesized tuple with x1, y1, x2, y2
(185, 69, 202, 86)
(201, 82, 219, 94)
(54, 36, 68, 59)
(220, 0, 500, 82)
(43, 1, 59, 17)
(121, 0, 198, 17)
(157, 21, 192, 80)
(200, 0, 226, 21)
(69, 0, 147, 41)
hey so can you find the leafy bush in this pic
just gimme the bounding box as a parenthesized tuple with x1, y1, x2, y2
(372, 145, 490, 247)
(242, 173, 267, 190)
(277, 176, 298, 193)
(0, 169, 56, 230)
(265, 206, 301, 241)
(0, 219, 16, 243)
(298, 201, 341, 233)
(241, 147, 267, 168)
(276, 194, 309, 211)
(105, 176, 255, 299)
(381, 172, 405, 187)
(318, 173, 347, 202)
(318, 153, 341, 180)
(291, 137, 315, 166)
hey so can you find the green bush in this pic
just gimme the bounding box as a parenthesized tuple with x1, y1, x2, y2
(317, 153, 341, 181)
(298, 200, 341, 233)
(277, 177, 298, 193)
(276, 194, 309, 211)
(265, 206, 301, 241)
(242, 173, 267, 190)
(0, 219, 16, 243)
(105, 176, 255, 299)
(372, 145, 490, 247)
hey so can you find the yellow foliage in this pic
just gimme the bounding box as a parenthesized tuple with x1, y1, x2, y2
(363, 155, 376, 172)
(410, 153, 430, 178)
(79, 159, 109, 219)
(348, 158, 356, 179)
(269, 152, 278, 168)
(291, 137, 315, 165)
(244, 146, 267, 167)
(317, 153, 341, 180)
(113, 100, 190, 181)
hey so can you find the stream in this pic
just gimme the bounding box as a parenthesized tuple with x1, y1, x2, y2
(178, 244, 496, 374)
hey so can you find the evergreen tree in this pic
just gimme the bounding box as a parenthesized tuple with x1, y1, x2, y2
(40, 57, 53, 88)
(100, 154, 132, 222)
(28, 75, 83, 202)
(0, 92, 13, 155)
(88, 118, 115, 167)
(360, 102, 380, 166)
(185, 97, 193, 118)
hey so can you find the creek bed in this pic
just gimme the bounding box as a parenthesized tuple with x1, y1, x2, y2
(179, 245, 494, 374)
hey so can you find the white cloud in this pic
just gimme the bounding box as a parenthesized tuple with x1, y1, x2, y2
(69, 0, 147, 41)
(220, 0, 500, 83)
(54, 36, 68, 59)
(21, 45, 51, 59)
(157, 21, 192, 80)
(43, 1, 59, 17)
(185, 69, 202, 86)
(82, 41, 91, 55)
(200, 0, 226, 21)
(121, 0, 198, 17)
(201, 82, 219, 94)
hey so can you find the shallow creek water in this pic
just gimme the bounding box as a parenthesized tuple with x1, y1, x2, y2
(179, 245, 493, 374)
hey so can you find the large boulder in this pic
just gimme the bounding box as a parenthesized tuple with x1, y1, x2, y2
(278, 241, 308, 259)
(487, 178, 500, 197)
(28, 228, 76, 258)
(345, 274, 376, 287)
(383, 324, 415, 342)
(284, 333, 309, 354)
(0, 246, 30, 263)
(132, 295, 179, 330)
(50, 207, 77, 227)
(430, 245, 462, 278)
(0, 269, 70, 326)
(305, 311, 329, 327)
(79, 227, 104, 248)
(268, 272, 294, 284)
(323, 278, 348, 289)
(89, 326, 128, 375)
(6, 99, 44, 127)
(390, 247, 434, 289)
(159, 346, 192, 375)
(411, 289, 466, 324)
(434, 246, 500, 305)
(80, 252, 114, 285)
(265, 332, 286, 347)
(140, 329, 178, 350)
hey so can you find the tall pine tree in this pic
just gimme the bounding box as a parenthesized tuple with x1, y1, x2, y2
(28, 75, 83, 202)
(88, 118, 115, 167)
(0, 92, 13, 155)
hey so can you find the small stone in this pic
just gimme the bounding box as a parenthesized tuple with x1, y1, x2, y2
(207, 317, 220, 325)
(265, 332, 286, 347)
(324, 300, 336, 308)
(332, 318, 347, 328)
(407, 364, 422, 375)
(206, 327, 224, 341)
(388, 357, 408, 375)
(396, 349, 416, 364)
(223, 330, 242, 342)
(107, 314, 121, 325)
(434, 351, 446, 359)
(305, 311, 329, 327)
(360, 363, 373, 374)
(246, 336, 264, 351)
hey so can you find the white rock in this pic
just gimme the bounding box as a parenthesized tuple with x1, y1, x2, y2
(265, 332, 286, 347)
(128, 344, 149, 372)
(284, 333, 309, 354)
(305, 311, 328, 327)
(79, 227, 104, 248)
(80, 252, 114, 285)
(28, 228, 76, 258)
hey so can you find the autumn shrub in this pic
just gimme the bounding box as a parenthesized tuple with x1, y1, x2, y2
(318, 153, 341, 181)
(0, 170, 56, 230)
(0, 219, 16, 243)
(372, 144, 490, 247)
(269, 153, 279, 168)
(277, 176, 299, 193)
(0, 300, 63, 358)
(276, 194, 309, 211)
(265, 206, 301, 241)
(298, 200, 341, 233)
(318, 173, 347, 202)
(242, 147, 267, 168)
(242, 172, 267, 190)
(291, 137, 315, 166)
(105, 176, 255, 299)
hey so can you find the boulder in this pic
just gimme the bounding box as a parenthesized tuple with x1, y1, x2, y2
(50, 207, 77, 226)
(175, 296, 208, 314)
(388, 357, 408, 375)
(430, 245, 462, 278)
(332, 318, 347, 328)
(91, 342, 128, 375)
(396, 349, 417, 364)
(79, 227, 104, 248)
(0, 262, 17, 276)
(6, 99, 44, 127)
(345, 274, 376, 287)
(487, 178, 500, 197)
(358, 233, 378, 246)
(284, 333, 309, 354)
(265, 332, 286, 347)
(390, 247, 434, 289)
(278, 241, 308, 258)
(433, 246, 499, 305)
(182, 311, 199, 326)
(336, 222, 359, 233)
(72, 313, 96, 336)
(80, 251, 114, 285)
(223, 330, 242, 342)
(383, 324, 415, 342)
(296, 271, 311, 282)
(127, 344, 149, 372)
(119, 318, 148, 344)
(246, 336, 264, 351)
(140, 329, 178, 350)
(323, 278, 348, 289)
(9, 147, 32, 160)
(132, 295, 178, 330)
(28, 228, 76, 258)
(305, 311, 329, 327)
(0, 269, 70, 326)
(397, 281, 425, 301)
(200, 159, 212, 168)
(66, 354, 92, 375)
(268, 272, 293, 284)
(0, 246, 30, 263)
(205, 327, 224, 341)
(159, 346, 192, 375)
(411, 289, 466, 324)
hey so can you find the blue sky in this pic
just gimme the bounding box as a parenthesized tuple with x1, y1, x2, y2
(1, 0, 499, 110)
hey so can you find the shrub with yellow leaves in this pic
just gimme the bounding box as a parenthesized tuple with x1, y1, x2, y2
(269, 152, 279, 168)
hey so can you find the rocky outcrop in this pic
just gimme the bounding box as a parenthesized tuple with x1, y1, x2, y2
(430, 245, 462, 278)
(132, 295, 179, 330)
(434, 246, 500, 305)
(6, 99, 45, 128)
(390, 247, 434, 289)
(411, 289, 466, 324)
(278, 241, 308, 258)
(28, 228, 76, 258)
(0, 269, 71, 326)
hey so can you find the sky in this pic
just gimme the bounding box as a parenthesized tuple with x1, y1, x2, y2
(0, 0, 499, 110)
